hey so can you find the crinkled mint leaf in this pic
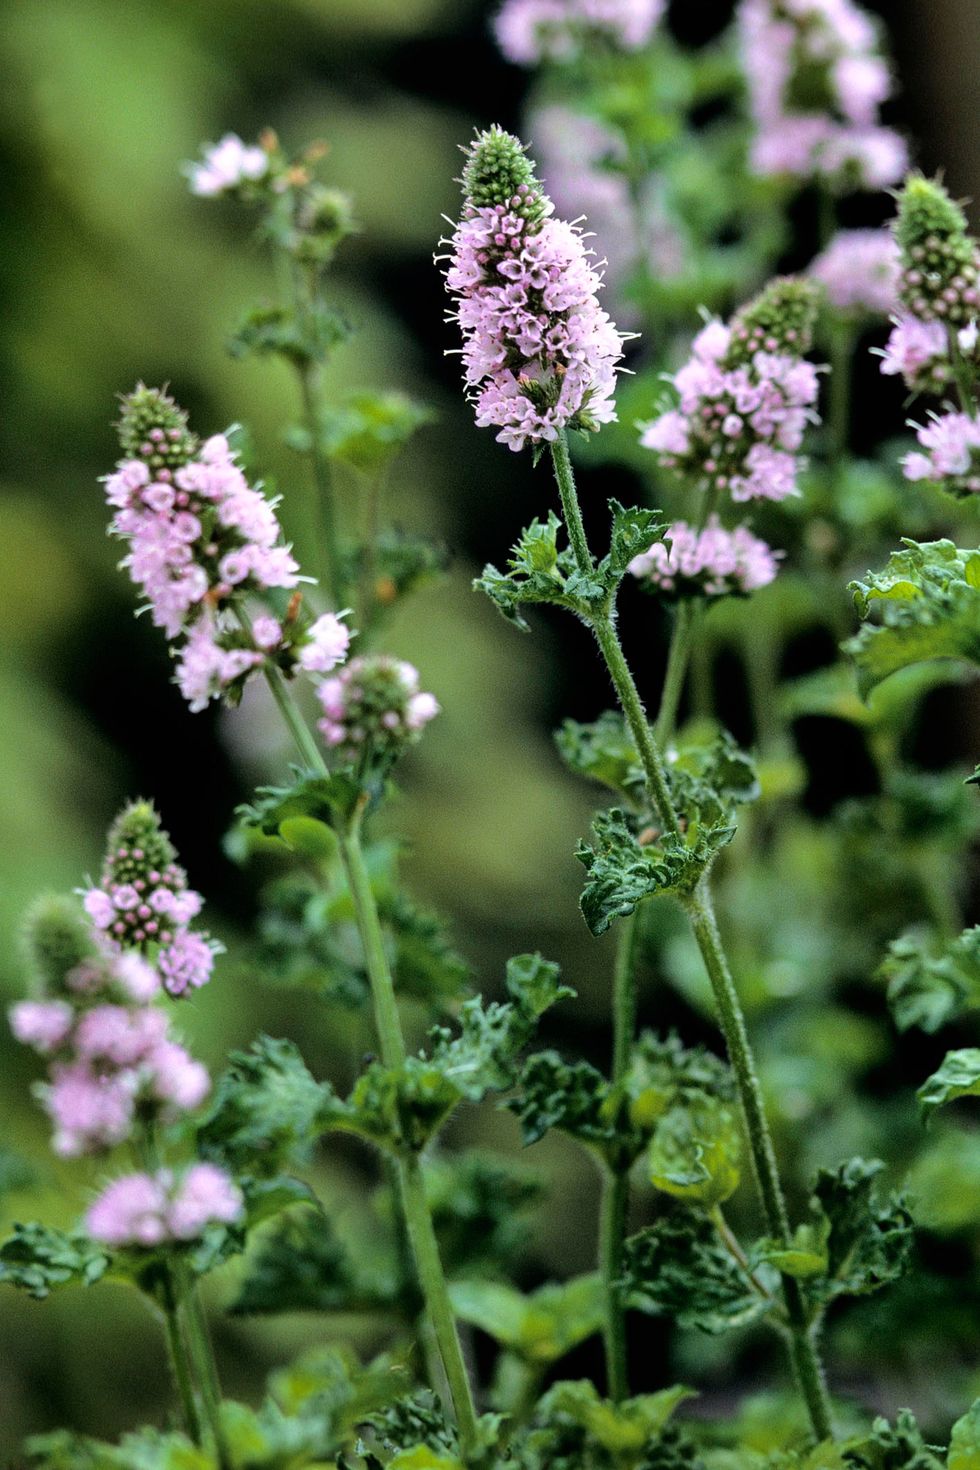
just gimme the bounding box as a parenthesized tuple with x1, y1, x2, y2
(509, 1050, 620, 1152)
(843, 1409, 944, 1470)
(949, 1400, 980, 1470)
(808, 1158, 913, 1304)
(879, 926, 980, 1033)
(846, 539, 980, 697)
(555, 711, 644, 798)
(602, 499, 666, 582)
(320, 391, 434, 473)
(540, 1380, 694, 1455)
(232, 1206, 397, 1317)
(322, 1058, 460, 1153)
(238, 769, 362, 838)
(918, 1048, 980, 1119)
(577, 807, 734, 936)
(449, 1273, 603, 1365)
(647, 1092, 742, 1207)
(198, 1035, 332, 1177)
(0, 1224, 109, 1300)
(623, 1213, 774, 1334)
(625, 1031, 734, 1133)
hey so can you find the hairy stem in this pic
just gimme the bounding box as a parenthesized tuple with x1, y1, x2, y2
(338, 812, 480, 1457)
(291, 261, 344, 605)
(598, 1162, 631, 1402)
(654, 600, 698, 748)
(947, 326, 977, 417)
(550, 431, 835, 1441)
(181, 1274, 233, 1470)
(159, 1268, 202, 1446)
(254, 666, 480, 1454)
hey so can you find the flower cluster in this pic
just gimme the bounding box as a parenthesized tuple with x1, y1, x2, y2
(188, 133, 270, 197)
(894, 174, 980, 326)
(81, 801, 216, 997)
(903, 412, 980, 497)
(317, 656, 439, 767)
(628, 517, 780, 599)
(880, 177, 980, 494)
(9, 890, 210, 1157)
(879, 316, 951, 395)
(86, 1163, 242, 1248)
(494, 0, 664, 66)
(105, 386, 350, 713)
(739, 0, 907, 191)
(809, 229, 899, 316)
(442, 126, 626, 452)
(640, 278, 821, 503)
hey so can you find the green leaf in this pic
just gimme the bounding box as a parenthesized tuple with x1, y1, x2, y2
(504, 951, 575, 1019)
(509, 1051, 623, 1155)
(269, 1344, 406, 1441)
(425, 1152, 542, 1276)
(198, 1035, 331, 1177)
(540, 1380, 694, 1455)
(0, 1224, 108, 1300)
(474, 514, 603, 630)
(949, 1400, 980, 1470)
(601, 500, 665, 582)
(808, 1158, 913, 1304)
(238, 769, 363, 839)
(322, 1057, 461, 1153)
(382, 892, 472, 1008)
(917, 1048, 980, 1118)
(555, 711, 644, 799)
(26, 1428, 212, 1470)
(647, 1092, 742, 1207)
(320, 391, 434, 473)
(449, 1273, 604, 1364)
(625, 1031, 734, 1133)
(577, 807, 733, 936)
(429, 953, 571, 1103)
(623, 1213, 774, 1334)
(752, 1221, 830, 1280)
(843, 1409, 944, 1470)
(846, 539, 980, 696)
(231, 1206, 397, 1317)
(389, 1449, 465, 1470)
(879, 926, 980, 1033)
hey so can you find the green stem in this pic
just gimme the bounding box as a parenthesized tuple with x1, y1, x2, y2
(159, 1268, 202, 1445)
(338, 812, 480, 1458)
(947, 327, 977, 417)
(182, 1277, 233, 1470)
(600, 904, 641, 1402)
(598, 1164, 631, 1403)
(248, 664, 480, 1454)
(549, 432, 835, 1442)
(827, 318, 854, 473)
(654, 601, 698, 747)
(290, 261, 344, 605)
(683, 885, 833, 1441)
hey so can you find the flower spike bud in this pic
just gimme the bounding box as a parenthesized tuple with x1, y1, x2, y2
(460, 126, 548, 225)
(728, 276, 821, 363)
(316, 655, 439, 769)
(102, 800, 182, 894)
(23, 895, 95, 994)
(116, 384, 198, 474)
(444, 125, 626, 451)
(894, 175, 980, 324)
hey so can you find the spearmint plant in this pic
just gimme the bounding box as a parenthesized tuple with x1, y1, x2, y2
(5, 3, 980, 1468)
